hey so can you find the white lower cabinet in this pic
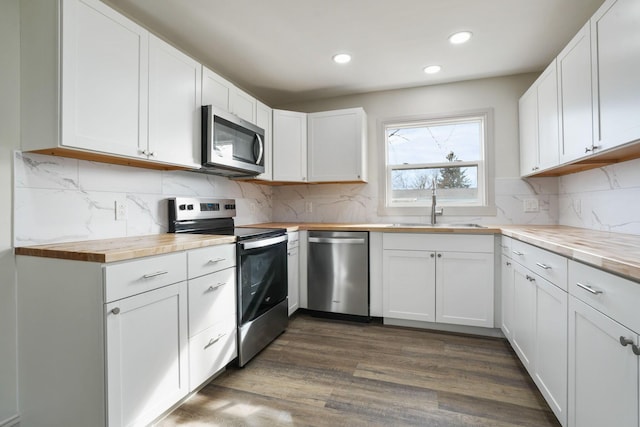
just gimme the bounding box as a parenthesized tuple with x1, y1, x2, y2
(187, 245, 237, 391)
(382, 233, 494, 328)
(287, 231, 300, 316)
(567, 259, 640, 427)
(105, 282, 189, 427)
(568, 297, 638, 427)
(17, 244, 237, 427)
(508, 252, 568, 426)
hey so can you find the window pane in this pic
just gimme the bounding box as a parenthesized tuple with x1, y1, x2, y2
(387, 120, 482, 165)
(391, 166, 478, 204)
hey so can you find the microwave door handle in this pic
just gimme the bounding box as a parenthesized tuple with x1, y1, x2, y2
(255, 134, 264, 165)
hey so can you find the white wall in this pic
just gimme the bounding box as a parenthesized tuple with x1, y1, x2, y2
(559, 158, 640, 235)
(271, 74, 560, 225)
(0, 0, 20, 424)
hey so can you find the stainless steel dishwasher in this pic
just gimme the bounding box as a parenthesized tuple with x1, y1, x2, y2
(307, 231, 369, 317)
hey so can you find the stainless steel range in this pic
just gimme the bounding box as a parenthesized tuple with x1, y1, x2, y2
(168, 197, 288, 367)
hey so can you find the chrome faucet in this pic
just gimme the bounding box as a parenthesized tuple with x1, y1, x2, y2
(430, 178, 443, 225)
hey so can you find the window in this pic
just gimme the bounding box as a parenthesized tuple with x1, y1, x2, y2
(382, 110, 492, 214)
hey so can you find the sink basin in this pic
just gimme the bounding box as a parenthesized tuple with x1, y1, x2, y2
(387, 223, 487, 229)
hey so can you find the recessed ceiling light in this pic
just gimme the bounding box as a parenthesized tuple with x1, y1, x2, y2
(332, 53, 351, 64)
(423, 65, 441, 74)
(449, 31, 473, 45)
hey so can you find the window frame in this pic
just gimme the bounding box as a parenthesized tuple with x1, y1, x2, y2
(378, 109, 496, 217)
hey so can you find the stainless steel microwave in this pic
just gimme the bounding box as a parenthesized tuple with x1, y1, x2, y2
(199, 105, 265, 177)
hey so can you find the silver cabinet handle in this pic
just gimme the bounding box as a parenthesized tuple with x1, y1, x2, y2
(576, 282, 603, 295)
(207, 283, 225, 292)
(512, 250, 524, 256)
(111, 307, 120, 315)
(526, 275, 536, 282)
(536, 262, 551, 270)
(208, 257, 226, 264)
(506, 261, 511, 266)
(204, 333, 226, 349)
(620, 336, 634, 347)
(308, 237, 365, 245)
(142, 271, 168, 279)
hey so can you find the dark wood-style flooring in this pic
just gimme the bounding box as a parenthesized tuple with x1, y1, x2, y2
(158, 313, 560, 427)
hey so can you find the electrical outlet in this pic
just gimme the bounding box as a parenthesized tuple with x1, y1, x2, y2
(115, 200, 127, 221)
(305, 201, 313, 213)
(523, 198, 539, 213)
(249, 202, 257, 214)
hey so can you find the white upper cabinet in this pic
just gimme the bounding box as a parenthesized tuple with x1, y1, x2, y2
(148, 35, 201, 168)
(23, 0, 202, 169)
(307, 108, 367, 182)
(201, 66, 257, 124)
(231, 88, 257, 124)
(591, 0, 640, 153)
(60, 0, 148, 159)
(519, 61, 559, 177)
(519, 85, 539, 175)
(202, 66, 233, 112)
(536, 61, 560, 171)
(558, 23, 594, 163)
(273, 109, 308, 182)
(254, 101, 273, 181)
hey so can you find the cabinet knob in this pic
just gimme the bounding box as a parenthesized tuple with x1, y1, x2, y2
(149, 151, 156, 157)
(430, 253, 435, 258)
(506, 261, 511, 266)
(111, 307, 120, 315)
(437, 253, 442, 258)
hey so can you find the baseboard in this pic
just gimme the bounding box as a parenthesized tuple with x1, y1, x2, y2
(383, 317, 505, 338)
(0, 414, 20, 427)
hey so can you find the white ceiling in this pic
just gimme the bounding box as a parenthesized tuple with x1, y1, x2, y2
(104, 0, 605, 106)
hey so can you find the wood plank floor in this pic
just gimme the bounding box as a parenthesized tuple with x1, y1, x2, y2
(158, 313, 560, 427)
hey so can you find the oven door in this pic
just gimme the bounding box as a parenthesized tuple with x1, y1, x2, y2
(237, 234, 287, 325)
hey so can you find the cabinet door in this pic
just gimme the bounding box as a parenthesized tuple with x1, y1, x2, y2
(500, 255, 514, 340)
(230, 88, 257, 124)
(201, 66, 233, 111)
(558, 23, 593, 163)
(435, 251, 494, 328)
(254, 101, 273, 181)
(511, 262, 536, 373)
(382, 250, 436, 322)
(105, 282, 188, 427)
(591, 0, 640, 152)
(273, 109, 307, 182)
(61, 0, 148, 158)
(307, 108, 367, 182)
(288, 245, 300, 316)
(568, 296, 639, 427)
(534, 276, 568, 426)
(519, 85, 539, 176)
(148, 35, 201, 168)
(536, 60, 560, 170)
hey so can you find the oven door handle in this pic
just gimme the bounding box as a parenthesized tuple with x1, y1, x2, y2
(240, 234, 287, 250)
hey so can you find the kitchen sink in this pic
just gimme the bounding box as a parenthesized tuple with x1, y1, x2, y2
(386, 223, 487, 228)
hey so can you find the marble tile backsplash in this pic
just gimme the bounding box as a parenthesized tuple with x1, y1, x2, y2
(558, 157, 640, 235)
(13, 152, 273, 246)
(272, 177, 559, 226)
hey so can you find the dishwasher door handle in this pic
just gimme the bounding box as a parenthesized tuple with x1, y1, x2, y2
(308, 237, 366, 244)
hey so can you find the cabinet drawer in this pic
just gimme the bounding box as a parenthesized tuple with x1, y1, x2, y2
(188, 268, 236, 337)
(189, 320, 237, 390)
(568, 260, 640, 333)
(383, 233, 493, 253)
(104, 252, 187, 302)
(188, 244, 235, 279)
(511, 240, 567, 289)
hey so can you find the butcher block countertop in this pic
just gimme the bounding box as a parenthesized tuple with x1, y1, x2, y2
(243, 222, 502, 234)
(250, 222, 640, 282)
(14, 234, 236, 263)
